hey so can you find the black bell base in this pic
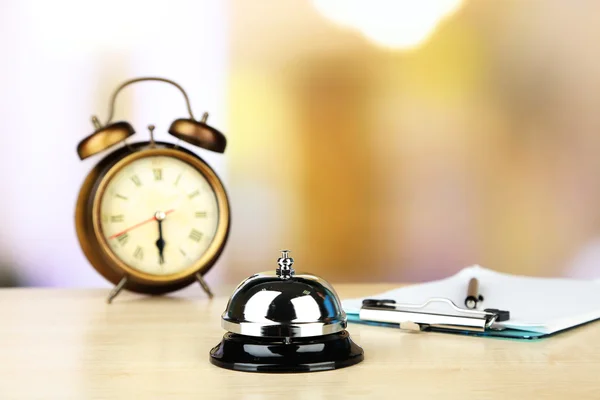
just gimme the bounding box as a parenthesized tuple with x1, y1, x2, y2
(209, 330, 364, 373)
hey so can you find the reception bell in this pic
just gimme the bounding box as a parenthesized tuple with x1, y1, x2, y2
(209, 250, 365, 373)
(76, 77, 226, 160)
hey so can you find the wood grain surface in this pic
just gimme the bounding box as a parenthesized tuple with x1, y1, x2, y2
(0, 284, 599, 399)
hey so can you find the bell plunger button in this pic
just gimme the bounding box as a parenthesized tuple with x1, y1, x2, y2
(276, 250, 295, 279)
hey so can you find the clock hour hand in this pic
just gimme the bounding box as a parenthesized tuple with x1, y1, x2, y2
(154, 211, 167, 264)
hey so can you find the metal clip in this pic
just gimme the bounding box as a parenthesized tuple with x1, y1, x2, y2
(359, 297, 499, 333)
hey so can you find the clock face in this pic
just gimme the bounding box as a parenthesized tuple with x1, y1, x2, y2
(96, 154, 220, 276)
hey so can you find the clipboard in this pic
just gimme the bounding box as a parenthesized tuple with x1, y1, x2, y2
(342, 265, 600, 340)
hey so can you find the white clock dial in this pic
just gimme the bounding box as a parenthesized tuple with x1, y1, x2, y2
(98, 155, 220, 276)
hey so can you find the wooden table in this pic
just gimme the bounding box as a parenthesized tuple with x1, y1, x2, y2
(1, 284, 599, 399)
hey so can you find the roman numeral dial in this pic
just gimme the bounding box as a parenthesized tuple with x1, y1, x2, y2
(130, 175, 142, 187)
(134, 246, 144, 260)
(116, 233, 129, 246)
(189, 229, 203, 242)
(98, 154, 222, 277)
(111, 215, 124, 223)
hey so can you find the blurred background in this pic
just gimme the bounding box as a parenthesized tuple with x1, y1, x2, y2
(2, 0, 600, 290)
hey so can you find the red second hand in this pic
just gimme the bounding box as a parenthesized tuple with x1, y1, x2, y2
(108, 209, 175, 239)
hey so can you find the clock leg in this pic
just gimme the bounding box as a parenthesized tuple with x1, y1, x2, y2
(195, 273, 214, 299)
(107, 276, 128, 304)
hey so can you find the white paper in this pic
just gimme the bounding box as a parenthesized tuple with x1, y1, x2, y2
(342, 265, 600, 334)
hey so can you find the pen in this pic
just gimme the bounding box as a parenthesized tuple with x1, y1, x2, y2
(465, 277, 483, 309)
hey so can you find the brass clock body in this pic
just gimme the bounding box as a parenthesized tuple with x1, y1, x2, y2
(75, 141, 231, 295)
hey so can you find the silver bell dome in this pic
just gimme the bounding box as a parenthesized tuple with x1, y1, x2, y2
(221, 250, 347, 338)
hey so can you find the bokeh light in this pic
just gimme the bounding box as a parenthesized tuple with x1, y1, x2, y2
(312, 0, 464, 49)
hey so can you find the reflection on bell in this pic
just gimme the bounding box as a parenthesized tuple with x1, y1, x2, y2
(209, 250, 364, 373)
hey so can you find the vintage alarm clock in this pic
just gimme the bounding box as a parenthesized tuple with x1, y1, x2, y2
(75, 77, 230, 303)
(209, 250, 364, 373)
